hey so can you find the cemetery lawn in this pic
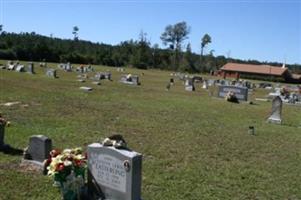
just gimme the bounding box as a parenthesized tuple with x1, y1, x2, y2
(0, 60, 301, 200)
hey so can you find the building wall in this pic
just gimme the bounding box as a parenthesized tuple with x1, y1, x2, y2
(219, 71, 240, 79)
(219, 70, 286, 82)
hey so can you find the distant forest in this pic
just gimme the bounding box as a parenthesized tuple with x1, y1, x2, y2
(0, 25, 300, 74)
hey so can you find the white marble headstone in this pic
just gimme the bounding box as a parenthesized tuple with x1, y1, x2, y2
(267, 96, 282, 124)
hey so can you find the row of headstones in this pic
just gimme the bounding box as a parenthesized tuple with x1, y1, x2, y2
(78, 73, 141, 92)
(1, 60, 61, 79)
(0, 61, 35, 74)
(172, 72, 271, 90)
(269, 87, 301, 104)
(18, 134, 142, 200)
(76, 65, 94, 73)
(57, 63, 95, 73)
(180, 77, 251, 97)
(58, 63, 72, 72)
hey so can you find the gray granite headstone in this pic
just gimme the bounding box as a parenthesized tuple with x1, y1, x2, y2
(267, 96, 282, 124)
(27, 135, 52, 162)
(185, 79, 195, 91)
(95, 72, 112, 81)
(88, 143, 142, 200)
(120, 75, 140, 85)
(46, 69, 57, 78)
(15, 65, 25, 72)
(218, 85, 248, 101)
(27, 62, 35, 74)
(65, 62, 72, 72)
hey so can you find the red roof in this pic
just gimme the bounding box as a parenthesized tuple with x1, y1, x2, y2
(221, 63, 288, 76)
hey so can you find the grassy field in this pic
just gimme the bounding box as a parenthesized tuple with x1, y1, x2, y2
(0, 60, 300, 200)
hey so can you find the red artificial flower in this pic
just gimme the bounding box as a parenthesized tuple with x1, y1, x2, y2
(74, 159, 84, 167)
(56, 163, 65, 171)
(46, 158, 52, 165)
(50, 149, 61, 158)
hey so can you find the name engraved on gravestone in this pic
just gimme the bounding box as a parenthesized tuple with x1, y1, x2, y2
(88, 143, 142, 200)
(27, 135, 52, 162)
(91, 154, 126, 192)
(218, 85, 248, 101)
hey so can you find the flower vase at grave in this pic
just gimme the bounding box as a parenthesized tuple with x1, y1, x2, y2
(59, 172, 84, 200)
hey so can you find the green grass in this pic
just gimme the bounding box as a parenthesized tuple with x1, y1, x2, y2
(0, 60, 301, 199)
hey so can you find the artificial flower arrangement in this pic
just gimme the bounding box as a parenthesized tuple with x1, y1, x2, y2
(44, 148, 87, 200)
(225, 91, 239, 103)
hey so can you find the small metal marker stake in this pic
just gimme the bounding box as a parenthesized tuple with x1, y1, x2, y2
(248, 126, 255, 135)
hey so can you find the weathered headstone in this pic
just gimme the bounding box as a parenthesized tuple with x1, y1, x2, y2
(15, 65, 25, 72)
(95, 72, 112, 81)
(202, 80, 208, 89)
(267, 96, 282, 124)
(46, 69, 57, 78)
(7, 63, 15, 70)
(65, 62, 72, 72)
(185, 79, 195, 91)
(87, 143, 142, 200)
(218, 85, 248, 101)
(27, 62, 35, 74)
(27, 135, 52, 162)
(120, 75, 140, 85)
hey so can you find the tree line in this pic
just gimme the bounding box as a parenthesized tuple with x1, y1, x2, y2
(0, 22, 300, 73)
